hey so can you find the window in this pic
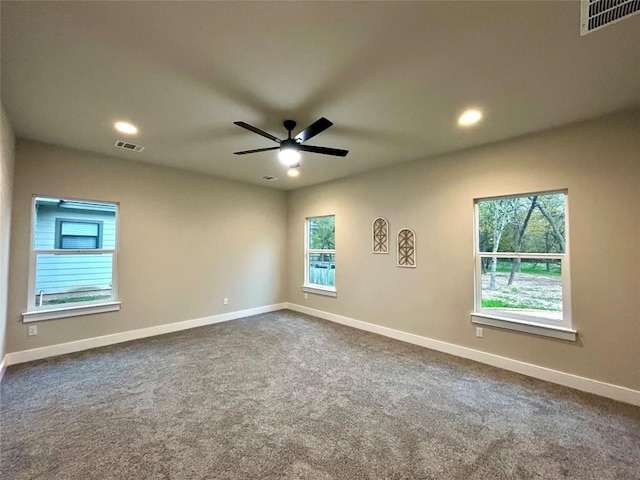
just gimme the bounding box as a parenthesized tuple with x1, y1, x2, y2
(472, 191, 575, 341)
(56, 220, 102, 249)
(303, 215, 336, 297)
(23, 197, 120, 322)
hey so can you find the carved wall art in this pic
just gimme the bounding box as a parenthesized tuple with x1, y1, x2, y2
(397, 228, 416, 268)
(372, 217, 389, 254)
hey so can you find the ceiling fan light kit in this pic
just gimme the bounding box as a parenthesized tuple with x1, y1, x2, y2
(234, 117, 348, 172)
(278, 141, 301, 166)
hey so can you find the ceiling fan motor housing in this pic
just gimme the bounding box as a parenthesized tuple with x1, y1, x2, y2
(283, 120, 297, 136)
(280, 139, 299, 150)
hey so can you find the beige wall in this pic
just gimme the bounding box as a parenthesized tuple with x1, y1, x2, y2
(287, 110, 640, 390)
(7, 140, 287, 353)
(1, 105, 16, 362)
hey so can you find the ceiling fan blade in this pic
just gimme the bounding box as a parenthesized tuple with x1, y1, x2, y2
(294, 117, 333, 143)
(234, 121, 281, 143)
(234, 146, 280, 155)
(299, 144, 349, 157)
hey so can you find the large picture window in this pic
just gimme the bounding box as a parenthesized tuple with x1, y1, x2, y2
(473, 191, 574, 340)
(304, 215, 336, 297)
(23, 197, 120, 322)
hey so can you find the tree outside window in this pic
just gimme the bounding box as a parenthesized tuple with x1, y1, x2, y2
(475, 191, 570, 328)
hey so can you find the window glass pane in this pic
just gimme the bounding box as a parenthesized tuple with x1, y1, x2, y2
(34, 253, 113, 307)
(478, 193, 565, 254)
(308, 253, 335, 287)
(34, 197, 116, 250)
(480, 257, 562, 320)
(308, 215, 335, 250)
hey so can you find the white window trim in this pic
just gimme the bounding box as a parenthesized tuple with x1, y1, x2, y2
(303, 215, 336, 295)
(302, 284, 337, 297)
(472, 191, 574, 340)
(23, 302, 122, 323)
(471, 313, 576, 341)
(23, 196, 120, 322)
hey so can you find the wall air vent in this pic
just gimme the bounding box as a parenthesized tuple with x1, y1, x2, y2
(581, 0, 640, 35)
(114, 140, 145, 152)
(261, 175, 278, 181)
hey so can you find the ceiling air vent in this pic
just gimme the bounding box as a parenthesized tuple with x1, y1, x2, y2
(114, 140, 145, 152)
(261, 175, 278, 181)
(581, 0, 640, 35)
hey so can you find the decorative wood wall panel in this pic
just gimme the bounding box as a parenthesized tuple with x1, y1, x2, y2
(372, 217, 389, 254)
(397, 228, 416, 268)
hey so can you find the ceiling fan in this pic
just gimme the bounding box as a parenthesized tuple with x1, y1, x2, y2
(233, 117, 348, 168)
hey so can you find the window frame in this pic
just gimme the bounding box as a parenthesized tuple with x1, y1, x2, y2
(23, 195, 121, 323)
(471, 190, 576, 341)
(303, 214, 337, 297)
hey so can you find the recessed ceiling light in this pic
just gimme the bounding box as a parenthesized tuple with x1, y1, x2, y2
(458, 109, 483, 127)
(114, 121, 138, 135)
(287, 168, 300, 178)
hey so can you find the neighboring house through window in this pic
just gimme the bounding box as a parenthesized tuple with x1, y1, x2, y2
(23, 197, 121, 322)
(471, 190, 575, 341)
(303, 214, 336, 297)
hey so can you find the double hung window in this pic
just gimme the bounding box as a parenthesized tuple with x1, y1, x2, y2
(24, 197, 120, 322)
(473, 191, 574, 340)
(303, 215, 336, 297)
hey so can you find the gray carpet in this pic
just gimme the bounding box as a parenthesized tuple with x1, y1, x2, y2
(1, 310, 639, 480)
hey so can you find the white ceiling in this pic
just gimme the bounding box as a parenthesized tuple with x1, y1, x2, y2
(2, 1, 639, 190)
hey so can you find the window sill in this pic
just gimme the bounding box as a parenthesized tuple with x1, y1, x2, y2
(471, 312, 577, 341)
(302, 285, 337, 298)
(23, 301, 121, 323)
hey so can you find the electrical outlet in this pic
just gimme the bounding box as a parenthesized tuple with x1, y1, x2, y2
(476, 327, 483, 338)
(304, 293, 308, 300)
(28, 325, 38, 336)
(223, 297, 228, 305)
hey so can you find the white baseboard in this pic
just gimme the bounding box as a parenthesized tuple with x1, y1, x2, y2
(5, 303, 287, 367)
(286, 303, 640, 407)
